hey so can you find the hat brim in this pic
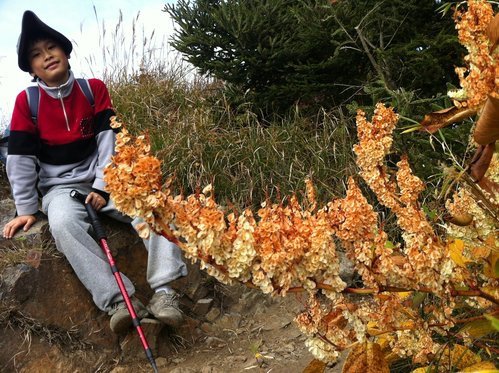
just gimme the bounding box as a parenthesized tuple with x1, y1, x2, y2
(17, 10, 73, 72)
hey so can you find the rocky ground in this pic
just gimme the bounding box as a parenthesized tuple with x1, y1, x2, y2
(0, 167, 345, 373)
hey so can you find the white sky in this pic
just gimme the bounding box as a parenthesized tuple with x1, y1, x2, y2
(0, 0, 180, 129)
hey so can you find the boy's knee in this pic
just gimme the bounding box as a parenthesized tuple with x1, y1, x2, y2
(49, 215, 86, 238)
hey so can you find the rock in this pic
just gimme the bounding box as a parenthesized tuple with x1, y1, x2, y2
(200, 322, 215, 334)
(214, 313, 241, 331)
(0, 200, 49, 241)
(192, 298, 214, 316)
(175, 316, 203, 343)
(0, 264, 37, 303)
(155, 357, 168, 367)
(120, 318, 163, 363)
(205, 307, 221, 322)
(204, 336, 226, 349)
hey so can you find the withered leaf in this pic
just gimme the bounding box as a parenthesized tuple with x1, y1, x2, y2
(342, 342, 389, 373)
(419, 106, 476, 133)
(302, 358, 326, 373)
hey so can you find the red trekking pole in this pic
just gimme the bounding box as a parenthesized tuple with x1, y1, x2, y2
(70, 190, 158, 373)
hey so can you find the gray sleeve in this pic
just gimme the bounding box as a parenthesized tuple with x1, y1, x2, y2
(92, 129, 116, 192)
(6, 154, 39, 215)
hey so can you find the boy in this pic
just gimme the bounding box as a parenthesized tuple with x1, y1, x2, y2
(2, 10, 188, 333)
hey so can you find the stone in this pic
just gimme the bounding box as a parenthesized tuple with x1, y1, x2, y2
(0, 264, 37, 303)
(204, 307, 221, 322)
(120, 318, 163, 363)
(204, 336, 226, 349)
(200, 322, 215, 334)
(214, 313, 241, 331)
(192, 298, 214, 316)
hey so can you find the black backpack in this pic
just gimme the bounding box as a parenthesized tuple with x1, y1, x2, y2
(0, 79, 94, 164)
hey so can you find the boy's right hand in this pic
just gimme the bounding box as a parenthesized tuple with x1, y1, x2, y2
(2, 215, 37, 239)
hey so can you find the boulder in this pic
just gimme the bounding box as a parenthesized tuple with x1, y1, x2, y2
(0, 197, 227, 372)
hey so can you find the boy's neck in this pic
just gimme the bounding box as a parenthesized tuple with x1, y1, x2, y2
(40, 71, 70, 88)
(37, 71, 75, 99)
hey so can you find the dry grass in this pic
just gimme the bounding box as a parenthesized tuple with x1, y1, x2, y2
(0, 304, 92, 352)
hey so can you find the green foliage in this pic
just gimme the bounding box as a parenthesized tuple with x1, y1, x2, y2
(164, 0, 464, 117)
(103, 2, 471, 215)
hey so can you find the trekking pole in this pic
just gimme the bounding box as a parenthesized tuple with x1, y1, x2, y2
(70, 190, 159, 373)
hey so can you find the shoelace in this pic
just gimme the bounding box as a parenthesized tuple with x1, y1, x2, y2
(155, 293, 180, 309)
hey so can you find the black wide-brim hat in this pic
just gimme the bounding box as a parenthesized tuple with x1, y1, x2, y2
(17, 10, 73, 72)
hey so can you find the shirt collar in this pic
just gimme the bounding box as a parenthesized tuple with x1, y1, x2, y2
(37, 70, 75, 99)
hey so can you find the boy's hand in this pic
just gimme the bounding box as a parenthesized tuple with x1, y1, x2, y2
(2, 215, 37, 238)
(85, 192, 107, 211)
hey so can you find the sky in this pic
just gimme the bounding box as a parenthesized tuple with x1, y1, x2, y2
(0, 0, 179, 130)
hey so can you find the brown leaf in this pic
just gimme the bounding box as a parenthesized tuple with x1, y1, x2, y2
(302, 359, 326, 373)
(419, 106, 476, 133)
(342, 342, 390, 373)
(474, 96, 499, 145)
(487, 13, 499, 53)
(469, 142, 496, 183)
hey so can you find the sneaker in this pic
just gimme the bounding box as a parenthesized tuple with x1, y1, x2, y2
(108, 297, 149, 333)
(147, 291, 184, 327)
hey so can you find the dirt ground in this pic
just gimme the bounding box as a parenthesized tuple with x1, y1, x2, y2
(115, 290, 345, 373)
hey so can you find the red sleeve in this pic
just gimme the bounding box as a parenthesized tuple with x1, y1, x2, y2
(88, 78, 114, 114)
(10, 90, 37, 134)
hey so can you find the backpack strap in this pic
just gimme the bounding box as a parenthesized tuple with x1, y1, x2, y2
(24, 79, 94, 126)
(76, 78, 95, 108)
(26, 86, 40, 125)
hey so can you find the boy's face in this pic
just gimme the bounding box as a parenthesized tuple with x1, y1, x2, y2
(28, 39, 70, 87)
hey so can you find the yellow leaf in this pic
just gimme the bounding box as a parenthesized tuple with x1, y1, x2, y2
(460, 361, 498, 372)
(412, 367, 437, 373)
(481, 287, 499, 301)
(441, 344, 482, 370)
(449, 239, 471, 268)
(397, 291, 413, 299)
(384, 352, 401, 365)
(302, 359, 326, 373)
(459, 318, 497, 338)
(376, 334, 392, 351)
(484, 249, 499, 279)
(342, 342, 389, 373)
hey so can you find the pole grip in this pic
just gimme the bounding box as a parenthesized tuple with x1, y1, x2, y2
(70, 190, 107, 240)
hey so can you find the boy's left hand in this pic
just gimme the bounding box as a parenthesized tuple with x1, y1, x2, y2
(85, 192, 107, 211)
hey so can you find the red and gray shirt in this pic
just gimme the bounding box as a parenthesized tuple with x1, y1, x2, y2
(7, 71, 116, 215)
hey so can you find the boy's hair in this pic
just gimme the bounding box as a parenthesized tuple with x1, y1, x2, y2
(17, 10, 72, 73)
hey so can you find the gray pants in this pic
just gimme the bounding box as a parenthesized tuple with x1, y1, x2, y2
(41, 183, 187, 312)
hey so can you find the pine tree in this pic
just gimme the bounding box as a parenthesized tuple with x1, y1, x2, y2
(164, 0, 463, 116)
